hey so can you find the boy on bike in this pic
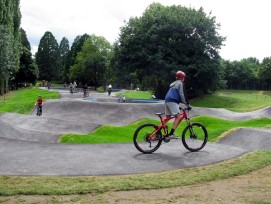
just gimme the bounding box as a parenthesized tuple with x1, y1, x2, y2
(165, 71, 191, 139)
(35, 95, 44, 116)
(82, 83, 88, 97)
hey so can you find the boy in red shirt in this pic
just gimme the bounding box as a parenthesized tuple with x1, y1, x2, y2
(35, 95, 44, 116)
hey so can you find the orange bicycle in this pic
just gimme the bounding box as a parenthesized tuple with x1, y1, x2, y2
(133, 107, 208, 154)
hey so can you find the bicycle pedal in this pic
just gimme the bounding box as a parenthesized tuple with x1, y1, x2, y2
(163, 137, 170, 143)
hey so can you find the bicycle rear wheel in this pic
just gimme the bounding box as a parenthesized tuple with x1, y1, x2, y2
(133, 123, 162, 154)
(182, 122, 208, 152)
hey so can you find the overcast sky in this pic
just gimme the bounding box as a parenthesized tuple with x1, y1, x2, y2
(20, 0, 271, 61)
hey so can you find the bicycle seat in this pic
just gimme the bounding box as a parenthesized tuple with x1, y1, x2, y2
(155, 113, 165, 116)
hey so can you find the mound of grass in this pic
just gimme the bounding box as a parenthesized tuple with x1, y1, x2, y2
(59, 116, 271, 144)
(190, 90, 271, 112)
(0, 87, 59, 114)
(115, 90, 152, 99)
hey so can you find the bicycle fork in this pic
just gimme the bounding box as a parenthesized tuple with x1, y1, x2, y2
(186, 118, 197, 139)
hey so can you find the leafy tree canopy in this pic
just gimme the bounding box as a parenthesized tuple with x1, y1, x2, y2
(112, 3, 225, 98)
(70, 34, 112, 88)
(35, 31, 60, 80)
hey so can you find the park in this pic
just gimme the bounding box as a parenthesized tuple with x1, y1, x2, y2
(1, 0, 271, 203)
(0, 86, 271, 203)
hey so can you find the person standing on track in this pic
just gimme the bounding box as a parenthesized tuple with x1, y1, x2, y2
(164, 71, 191, 139)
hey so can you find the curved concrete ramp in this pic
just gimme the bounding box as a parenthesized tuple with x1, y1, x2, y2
(42, 100, 164, 126)
(0, 119, 59, 143)
(218, 128, 271, 151)
(0, 138, 247, 176)
(0, 89, 270, 176)
(190, 106, 271, 120)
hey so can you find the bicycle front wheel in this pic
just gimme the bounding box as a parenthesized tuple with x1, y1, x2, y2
(133, 123, 162, 154)
(182, 122, 208, 152)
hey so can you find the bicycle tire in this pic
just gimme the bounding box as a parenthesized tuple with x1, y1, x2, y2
(182, 122, 208, 152)
(133, 123, 162, 154)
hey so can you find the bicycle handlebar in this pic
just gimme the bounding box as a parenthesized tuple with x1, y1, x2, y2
(179, 106, 191, 111)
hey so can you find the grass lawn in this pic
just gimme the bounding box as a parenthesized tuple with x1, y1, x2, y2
(115, 90, 153, 99)
(0, 87, 59, 114)
(190, 90, 271, 112)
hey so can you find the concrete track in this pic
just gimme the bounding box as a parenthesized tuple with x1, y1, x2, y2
(0, 89, 270, 176)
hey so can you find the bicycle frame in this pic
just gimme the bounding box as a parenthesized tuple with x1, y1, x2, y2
(149, 108, 189, 140)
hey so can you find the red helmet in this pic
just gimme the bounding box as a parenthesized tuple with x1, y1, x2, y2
(176, 71, 186, 80)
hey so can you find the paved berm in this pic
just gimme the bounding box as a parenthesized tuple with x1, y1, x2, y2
(0, 89, 270, 176)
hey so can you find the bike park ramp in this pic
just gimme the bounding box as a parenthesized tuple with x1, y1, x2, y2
(0, 91, 271, 176)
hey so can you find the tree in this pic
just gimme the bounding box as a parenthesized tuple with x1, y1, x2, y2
(258, 57, 271, 90)
(14, 28, 38, 85)
(35, 31, 60, 80)
(70, 35, 112, 88)
(59, 37, 70, 81)
(221, 57, 260, 90)
(239, 57, 260, 90)
(111, 3, 225, 98)
(0, 0, 21, 94)
(20, 28, 31, 50)
(63, 34, 89, 83)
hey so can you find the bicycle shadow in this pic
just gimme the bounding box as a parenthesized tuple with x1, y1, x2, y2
(132, 148, 210, 170)
(131, 140, 247, 171)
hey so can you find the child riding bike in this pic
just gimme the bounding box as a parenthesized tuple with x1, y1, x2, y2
(35, 95, 44, 116)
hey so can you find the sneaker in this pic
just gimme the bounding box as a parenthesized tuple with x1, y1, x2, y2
(166, 134, 179, 139)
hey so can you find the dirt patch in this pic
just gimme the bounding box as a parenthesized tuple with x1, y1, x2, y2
(2, 165, 271, 204)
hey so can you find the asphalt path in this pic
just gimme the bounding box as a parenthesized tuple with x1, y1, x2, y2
(0, 89, 270, 176)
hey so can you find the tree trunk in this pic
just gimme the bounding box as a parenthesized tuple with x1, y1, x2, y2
(0, 78, 4, 95)
(4, 77, 9, 93)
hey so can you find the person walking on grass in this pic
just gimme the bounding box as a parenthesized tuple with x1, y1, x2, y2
(164, 71, 191, 139)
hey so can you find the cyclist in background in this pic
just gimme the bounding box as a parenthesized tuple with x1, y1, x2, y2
(35, 95, 44, 116)
(69, 83, 74, 94)
(164, 71, 191, 139)
(108, 84, 112, 96)
(83, 83, 88, 97)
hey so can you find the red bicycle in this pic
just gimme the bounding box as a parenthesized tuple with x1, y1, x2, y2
(133, 107, 208, 154)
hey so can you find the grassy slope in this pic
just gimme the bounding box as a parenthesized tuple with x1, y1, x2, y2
(190, 90, 271, 112)
(59, 117, 271, 143)
(115, 90, 152, 99)
(0, 87, 59, 114)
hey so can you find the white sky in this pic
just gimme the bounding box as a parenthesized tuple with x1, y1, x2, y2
(20, 0, 271, 61)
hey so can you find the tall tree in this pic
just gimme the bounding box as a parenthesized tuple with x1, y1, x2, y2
(20, 28, 31, 50)
(258, 57, 271, 90)
(63, 34, 89, 83)
(35, 31, 60, 80)
(59, 37, 70, 81)
(111, 3, 225, 98)
(14, 28, 38, 85)
(0, 0, 21, 94)
(221, 57, 260, 90)
(70, 35, 112, 88)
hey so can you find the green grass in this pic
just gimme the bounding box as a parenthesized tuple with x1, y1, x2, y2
(190, 90, 271, 112)
(59, 116, 271, 144)
(0, 87, 59, 114)
(0, 151, 270, 196)
(116, 90, 152, 99)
